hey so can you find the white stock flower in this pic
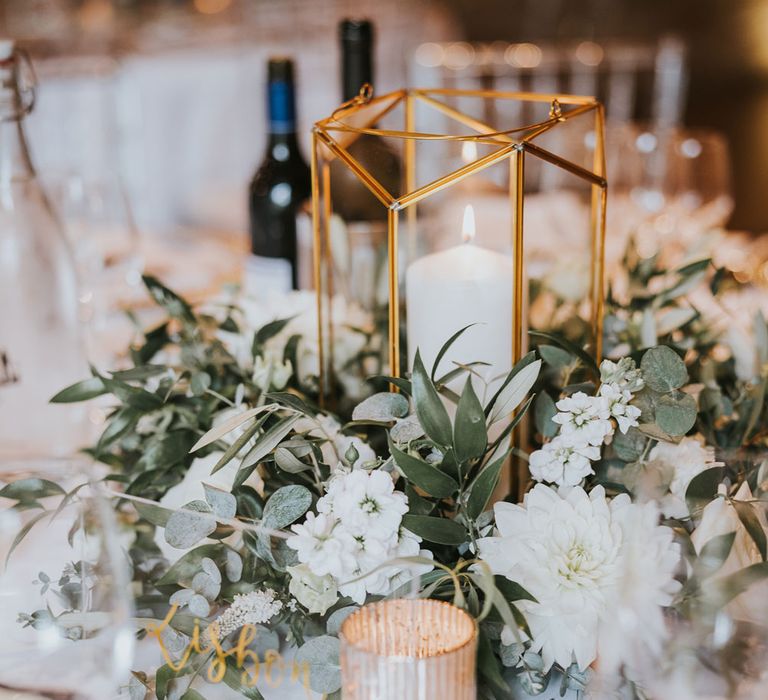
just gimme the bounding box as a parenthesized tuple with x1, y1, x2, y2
(553, 392, 614, 447)
(288, 470, 429, 606)
(599, 383, 641, 434)
(649, 437, 720, 518)
(287, 564, 338, 615)
(691, 481, 768, 623)
(528, 436, 600, 486)
(599, 358, 645, 394)
(318, 469, 407, 539)
(286, 511, 356, 579)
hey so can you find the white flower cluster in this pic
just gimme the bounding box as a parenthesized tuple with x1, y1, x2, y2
(287, 469, 431, 610)
(478, 484, 680, 672)
(205, 589, 283, 643)
(529, 359, 643, 486)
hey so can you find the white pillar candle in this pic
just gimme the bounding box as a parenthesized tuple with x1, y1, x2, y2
(406, 205, 513, 398)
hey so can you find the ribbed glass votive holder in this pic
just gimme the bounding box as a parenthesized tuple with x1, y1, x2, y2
(339, 599, 478, 699)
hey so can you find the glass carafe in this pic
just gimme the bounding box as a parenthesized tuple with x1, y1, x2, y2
(0, 43, 87, 468)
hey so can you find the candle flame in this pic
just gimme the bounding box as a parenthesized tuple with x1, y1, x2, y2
(461, 140, 478, 164)
(462, 204, 476, 243)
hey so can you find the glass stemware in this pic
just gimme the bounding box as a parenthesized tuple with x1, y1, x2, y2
(0, 466, 135, 699)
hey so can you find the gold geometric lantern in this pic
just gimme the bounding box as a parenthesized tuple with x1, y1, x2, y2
(311, 86, 607, 399)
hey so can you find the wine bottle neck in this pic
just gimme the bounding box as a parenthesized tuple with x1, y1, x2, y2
(340, 20, 374, 101)
(0, 50, 35, 183)
(267, 77, 297, 135)
(266, 130, 300, 158)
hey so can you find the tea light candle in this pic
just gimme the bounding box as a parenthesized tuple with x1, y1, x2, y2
(405, 204, 513, 394)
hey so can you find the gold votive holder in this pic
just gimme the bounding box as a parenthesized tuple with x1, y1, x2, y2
(339, 599, 478, 699)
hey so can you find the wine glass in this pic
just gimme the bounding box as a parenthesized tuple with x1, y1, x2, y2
(0, 465, 135, 699)
(46, 171, 143, 370)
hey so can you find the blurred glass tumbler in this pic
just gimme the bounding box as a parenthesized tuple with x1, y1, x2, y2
(340, 599, 477, 699)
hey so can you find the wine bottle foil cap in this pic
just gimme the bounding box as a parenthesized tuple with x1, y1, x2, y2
(340, 19, 373, 45)
(268, 57, 294, 83)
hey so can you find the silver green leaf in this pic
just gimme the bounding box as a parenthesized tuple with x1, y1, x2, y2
(352, 392, 409, 422)
(295, 635, 341, 694)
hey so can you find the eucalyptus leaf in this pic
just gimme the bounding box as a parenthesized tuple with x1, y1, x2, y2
(262, 485, 312, 529)
(295, 635, 341, 694)
(191, 571, 220, 600)
(351, 392, 409, 422)
(640, 346, 688, 393)
(611, 428, 648, 462)
(655, 391, 697, 436)
(201, 557, 222, 584)
(203, 484, 237, 520)
(326, 606, 358, 635)
(390, 414, 425, 443)
(186, 593, 210, 618)
(156, 545, 228, 587)
(225, 550, 243, 582)
(164, 508, 217, 549)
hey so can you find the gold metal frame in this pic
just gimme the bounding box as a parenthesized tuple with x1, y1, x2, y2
(311, 87, 607, 398)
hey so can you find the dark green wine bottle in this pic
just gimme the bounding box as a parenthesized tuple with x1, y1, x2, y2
(248, 58, 311, 292)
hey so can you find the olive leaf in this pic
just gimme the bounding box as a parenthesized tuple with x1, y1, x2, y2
(454, 379, 487, 463)
(487, 359, 541, 425)
(411, 350, 453, 447)
(389, 438, 458, 498)
(401, 514, 467, 545)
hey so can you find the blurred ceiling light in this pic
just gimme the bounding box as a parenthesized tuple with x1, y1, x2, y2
(635, 132, 657, 153)
(575, 41, 604, 67)
(444, 43, 475, 70)
(415, 42, 445, 68)
(461, 140, 478, 164)
(679, 138, 703, 158)
(505, 43, 542, 69)
(194, 0, 232, 15)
